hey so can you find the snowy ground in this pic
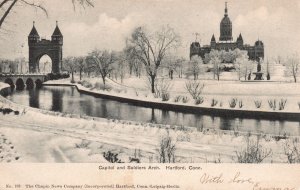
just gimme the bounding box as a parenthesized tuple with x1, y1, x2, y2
(0, 100, 295, 163)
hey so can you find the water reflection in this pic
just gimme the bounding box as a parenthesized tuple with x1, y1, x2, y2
(52, 89, 63, 112)
(4, 86, 300, 136)
(29, 89, 39, 108)
(219, 117, 232, 131)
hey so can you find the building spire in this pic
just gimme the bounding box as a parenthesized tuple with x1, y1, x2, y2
(225, 2, 228, 16)
(195, 32, 199, 41)
(29, 21, 39, 37)
(52, 21, 63, 37)
(211, 34, 216, 41)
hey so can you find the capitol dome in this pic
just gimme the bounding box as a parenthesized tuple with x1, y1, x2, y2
(219, 2, 233, 41)
(221, 15, 232, 25)
(190, 42, 201, 48)
(255, 40, 264, 46)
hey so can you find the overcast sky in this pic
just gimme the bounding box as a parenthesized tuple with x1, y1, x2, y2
(0, 0, 300, 60)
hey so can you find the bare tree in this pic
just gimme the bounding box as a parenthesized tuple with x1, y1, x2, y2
(262, 59, 274, 80)
(162, 54, 178, 80)
(185, 80, 205, 99)
(235, 136, 272, 163)
(285, 55, 300, 83)
(132, 58, 143, 78)
(63, 56, 76, 83)
(124, 46, 143, 77)
(84, 55, 95, 77)
(113, 52, 127, 83)
(274, 55, 283, 65)
(157, 131, 176, 163)
(284, 138, 300, 163)
(174, 57, 185, 78)
(75, 56, 85, 80)
(89, 49, 117, 87)
(153, 78, 171, 99)
(0, 0, 94, 30)
(126, 26, 180, 93)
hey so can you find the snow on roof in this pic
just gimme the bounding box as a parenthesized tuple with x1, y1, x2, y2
(217, 41, 236, 44)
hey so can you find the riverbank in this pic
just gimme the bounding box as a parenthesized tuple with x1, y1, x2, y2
(44, 77, 300, 121)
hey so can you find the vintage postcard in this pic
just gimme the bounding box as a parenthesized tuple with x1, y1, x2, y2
(0, 0, 300, 189)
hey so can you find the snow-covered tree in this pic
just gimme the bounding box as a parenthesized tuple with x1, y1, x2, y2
(221, 50, 232, 63)
(187, 56, 204, 80)
(234, 52, 253, 80)
(208, 50, 222, 80)
(285, 55, 300, 83)
(203, 53, 210, 64)
(205, 49, 245, 64)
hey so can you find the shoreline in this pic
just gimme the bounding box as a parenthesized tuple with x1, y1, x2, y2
(43, 81, 300, 121)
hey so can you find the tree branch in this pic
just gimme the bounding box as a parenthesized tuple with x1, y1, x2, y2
(0, 0, 17, 29)
(72, 0, 94, 11)
(0, 0, 10, 9)
(0, 0, 94, 31)
(19, 0, 48, 17)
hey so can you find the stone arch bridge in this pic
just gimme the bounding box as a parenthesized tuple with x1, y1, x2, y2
(0, 74, 46, 90)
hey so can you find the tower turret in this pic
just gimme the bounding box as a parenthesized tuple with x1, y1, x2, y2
(28, 21, 40, 45)
(190, 42, 201, 59)
(51, 21, 63, 45)
(237, 33, 243, 48)
(210, 34, 216, 49)
(219, 2, 233, 41)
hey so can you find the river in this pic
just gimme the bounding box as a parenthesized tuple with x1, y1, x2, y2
(4, 86, 300, 136)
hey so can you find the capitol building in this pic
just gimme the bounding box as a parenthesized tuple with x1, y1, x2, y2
(190, 2, 264, 62)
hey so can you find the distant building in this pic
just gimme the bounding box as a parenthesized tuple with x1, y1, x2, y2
(190, 2, 264, 62)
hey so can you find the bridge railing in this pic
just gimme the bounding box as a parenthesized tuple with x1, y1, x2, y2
(0, 73, 46, 77)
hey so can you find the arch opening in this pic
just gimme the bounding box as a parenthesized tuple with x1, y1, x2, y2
(16, 78, 25, 90)
(35, 79, 43, 89)
(26, 78, 34, 89)
(38, 54, 52, 74)
(4, 78, 15, 88)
